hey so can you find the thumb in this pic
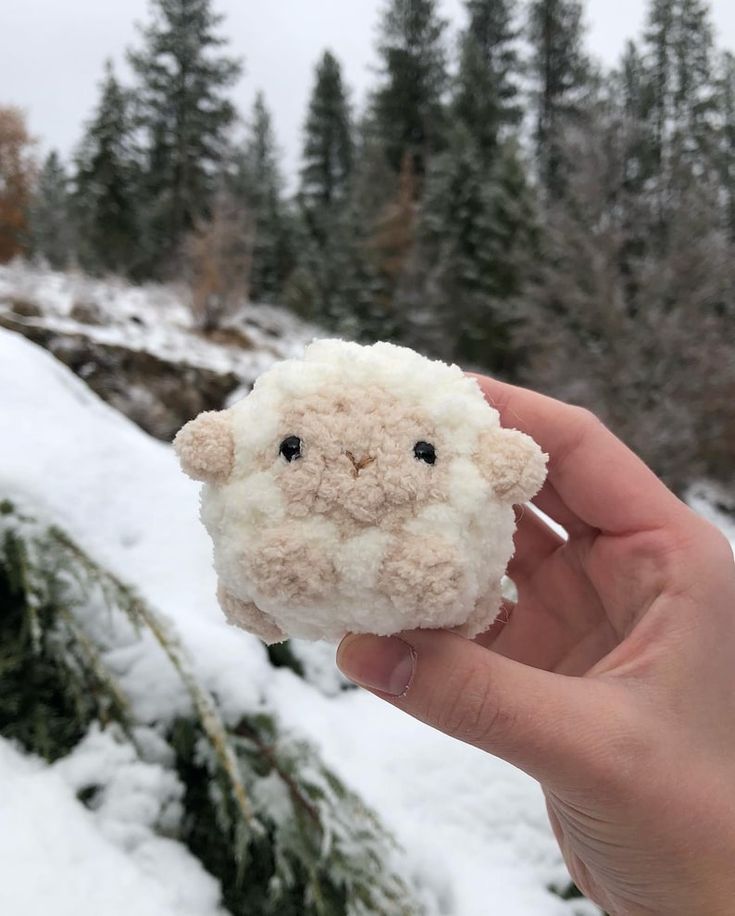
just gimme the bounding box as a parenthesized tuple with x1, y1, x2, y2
(337, 629, 626, 787)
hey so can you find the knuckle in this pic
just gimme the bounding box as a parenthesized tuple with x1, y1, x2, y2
(433, 665, 510, 749)
(702, 525, 735, 568)
(570, 405, 604, 433)
(550, 405, 606, 471)
(664, 513, 735, 576)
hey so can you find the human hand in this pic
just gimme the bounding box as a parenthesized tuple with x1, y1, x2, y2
(336, 376, 735, 915)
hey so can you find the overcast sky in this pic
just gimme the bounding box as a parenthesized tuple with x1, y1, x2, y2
(3, 0, 735, 184)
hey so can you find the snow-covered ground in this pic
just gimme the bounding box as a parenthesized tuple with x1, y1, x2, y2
(0, 728, 225, 916)
(0, 261, 316, 385)
(0, 321, 599, 915)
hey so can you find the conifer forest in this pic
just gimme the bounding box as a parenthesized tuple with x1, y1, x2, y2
(1, 1, 734, 914)
(1, 0, 732, 489)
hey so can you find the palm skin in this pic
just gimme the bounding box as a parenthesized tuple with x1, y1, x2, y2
(338, 376, 735, 915)
(487, 510, 735, 913)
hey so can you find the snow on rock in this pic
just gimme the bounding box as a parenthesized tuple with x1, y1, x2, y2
(0, 261, 314, 374)
(0, 735, 225, 916)
(0, 261, 319, 441)
(0, 325, 596, 915)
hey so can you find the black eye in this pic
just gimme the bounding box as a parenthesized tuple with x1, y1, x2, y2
(279, 436, 302, 462)
(413, 441, 436, 464)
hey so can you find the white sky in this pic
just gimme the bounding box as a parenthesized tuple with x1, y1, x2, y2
(3, 0, 735, 185)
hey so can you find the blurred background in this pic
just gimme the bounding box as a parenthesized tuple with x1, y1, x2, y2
(1, 1, 734, 914)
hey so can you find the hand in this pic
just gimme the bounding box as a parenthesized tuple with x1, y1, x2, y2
(336, 376, 735, 915)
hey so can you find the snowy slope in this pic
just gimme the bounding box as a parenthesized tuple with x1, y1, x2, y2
(0, 730, 224, 916)
(0, 261, 315, 380)
(0, 327, 598, 916)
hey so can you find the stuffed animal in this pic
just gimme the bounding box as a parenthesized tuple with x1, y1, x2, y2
(174, 339, 547, 644)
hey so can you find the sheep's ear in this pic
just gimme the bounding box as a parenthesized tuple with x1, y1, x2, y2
(476, 428, 548, 504)
(173, 410, 234, 484)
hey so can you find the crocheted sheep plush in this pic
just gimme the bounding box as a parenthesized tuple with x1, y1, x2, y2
(174, 339, 547, 644)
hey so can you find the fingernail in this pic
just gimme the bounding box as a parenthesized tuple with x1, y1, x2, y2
(337, 634, 416, 697)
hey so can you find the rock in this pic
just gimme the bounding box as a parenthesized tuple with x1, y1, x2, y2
(69, 300, 104, 325)
(0, 312, 241, 441)
(8, 298, 43, 319)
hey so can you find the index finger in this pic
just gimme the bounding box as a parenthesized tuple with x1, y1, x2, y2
(470, 374, 688, 535)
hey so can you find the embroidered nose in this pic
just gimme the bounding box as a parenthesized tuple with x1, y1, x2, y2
(345, 450, 375, 477)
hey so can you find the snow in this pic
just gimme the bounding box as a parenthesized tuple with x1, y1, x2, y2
(270, 676, 597, 916)
(0, 732, 224, 916)
(0, 315, 597, 915)
(0, 261, 317, 384)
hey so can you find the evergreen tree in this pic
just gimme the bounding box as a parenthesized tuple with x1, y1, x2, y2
(129, 0, 241, 271)
(527, 0, 589, 198)
(610, 44, 659, 275)
(299, 50, 353, 227)
(454, 0, 522, 161)
(373, 0, 449, 180)
(29, 151, 75, 269)
(672, 0, 716, 157)
(408, 125, 536, 369)
(290, 51, 373, 330)
(233, 92, 294, 303)
(619, 40, 649, 190)
(719, 52, 735, 241)
(73, 61, 140, 275)
(644, 0, 675, 173)
(642, 0, 718, 177)
(286, 196, 379, 336)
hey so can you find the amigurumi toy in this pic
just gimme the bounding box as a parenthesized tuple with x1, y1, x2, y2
(174, 339, 548, 644)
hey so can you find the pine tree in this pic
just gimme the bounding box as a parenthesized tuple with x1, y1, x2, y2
(300, 50, 353, 227)
(29, 151, 75, 269)
(286, 196, 378, 336)
(609, 43, 660, 275)
(408, 125, 536, 369)
(454, 0, 522, 161)
(73, 61, 140, 275)
(619, 40, 647, 189)
(671, 0, 717, 166)
(720, 52, 735, 241)
(233, 92, 294, 303)
(642, 0, 718, 178)
(644, 0, 675, 175)
(373, 0, 449, 180)
(290, 51, 372, 330)
(129, 0, 241, 271)
(527, 0, 590, 199)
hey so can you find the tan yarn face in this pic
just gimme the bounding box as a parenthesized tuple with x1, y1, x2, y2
(269, 386, 451, 526)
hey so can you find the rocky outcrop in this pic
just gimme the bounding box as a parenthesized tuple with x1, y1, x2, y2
(0, 264, 319, 441)
(0, 309, 242, 440)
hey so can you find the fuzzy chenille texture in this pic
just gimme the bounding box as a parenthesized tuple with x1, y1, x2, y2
(174, 339, 548, 644)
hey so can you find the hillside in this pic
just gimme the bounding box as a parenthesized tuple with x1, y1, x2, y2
(0, 262, 317, 440)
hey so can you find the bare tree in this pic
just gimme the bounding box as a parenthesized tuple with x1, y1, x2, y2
(0, 107, 36, 263)
(184, 192, 254, 332)
(516, 95, 735, 491)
